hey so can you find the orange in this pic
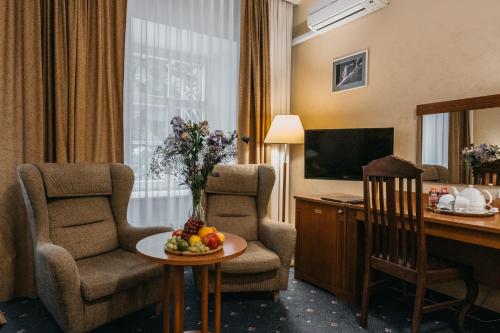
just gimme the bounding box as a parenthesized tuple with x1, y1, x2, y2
(197, 226, 214, 239)
(210, 226, 218, 233)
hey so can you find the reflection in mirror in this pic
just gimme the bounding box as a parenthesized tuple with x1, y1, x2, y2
(419, 107, 500, 185)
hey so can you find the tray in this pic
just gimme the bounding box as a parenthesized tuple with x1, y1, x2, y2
(164, 245, 223, 256)
(427, 207, 495, 217)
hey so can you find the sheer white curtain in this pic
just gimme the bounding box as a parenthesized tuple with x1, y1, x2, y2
(422, 113, 449, 167)
(268, 0, 294, 222)
(124, 0, 240, 228)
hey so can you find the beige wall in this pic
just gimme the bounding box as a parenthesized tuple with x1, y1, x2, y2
(290, 0, 500, 221)
(473, 107, 500, 146)
(290, 0, 500, 312)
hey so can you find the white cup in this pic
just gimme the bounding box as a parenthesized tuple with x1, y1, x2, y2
(437, 194, 455, 211)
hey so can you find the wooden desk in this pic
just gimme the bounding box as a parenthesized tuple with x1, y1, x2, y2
(294, 194, 500, 304)
(298, 194, 500, 250)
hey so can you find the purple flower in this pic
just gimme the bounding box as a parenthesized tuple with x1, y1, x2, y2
(171, 116, 186, 139)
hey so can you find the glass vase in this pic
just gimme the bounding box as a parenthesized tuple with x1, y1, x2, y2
(189, 188, 205, 223)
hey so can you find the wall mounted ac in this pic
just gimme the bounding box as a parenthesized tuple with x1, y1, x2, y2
(293, 0, 390, 46)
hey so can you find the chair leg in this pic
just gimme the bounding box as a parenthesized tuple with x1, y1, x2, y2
(411, 280, 426, 333)
(457, 274, 478, 333)
(360, 267, 372, 328)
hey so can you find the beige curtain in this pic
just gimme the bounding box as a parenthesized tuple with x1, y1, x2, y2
(238, 0, 271, 164)
(0, 0, 126, 301)
(42, 0, 126, 163)
(0, 0, 45, 301)
(448, 111, 471, 184)
(268, 0, 293, 221)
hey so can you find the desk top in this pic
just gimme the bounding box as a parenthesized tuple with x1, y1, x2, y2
(295, 194, 500, 250)
(136, 232, 247, 266)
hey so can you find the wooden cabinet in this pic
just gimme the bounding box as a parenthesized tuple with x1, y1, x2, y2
(295, 197, 362, 304)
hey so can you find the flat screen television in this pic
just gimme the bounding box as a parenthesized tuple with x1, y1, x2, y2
(304, 128, 394, 180)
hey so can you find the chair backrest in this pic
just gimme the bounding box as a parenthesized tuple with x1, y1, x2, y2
(473, 160, 500, 185)
(203, 164, 275, 241)
(362, 155, 425, 271)
(18, 163, 122, 260)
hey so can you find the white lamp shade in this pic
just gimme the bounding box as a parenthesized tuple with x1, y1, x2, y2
(264, 115, 304, 144)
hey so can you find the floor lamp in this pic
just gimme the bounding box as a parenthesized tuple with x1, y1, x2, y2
(264, 115, 304, 222)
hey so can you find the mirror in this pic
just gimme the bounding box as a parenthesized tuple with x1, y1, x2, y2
(416, 94, 500, 185)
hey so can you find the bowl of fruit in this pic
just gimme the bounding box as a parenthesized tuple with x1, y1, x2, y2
(164, 222, 226, 256)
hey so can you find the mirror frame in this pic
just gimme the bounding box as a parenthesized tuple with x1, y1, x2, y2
(415, 93, 500, 183)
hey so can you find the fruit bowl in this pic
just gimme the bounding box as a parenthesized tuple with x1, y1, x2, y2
(164, 244, 223, 256)
(164, 225, 226, 256)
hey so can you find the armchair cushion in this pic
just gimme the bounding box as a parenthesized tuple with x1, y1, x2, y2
(48, 196, 119, 260)
(207, 194, 258, 240)
(77, 249, 163, 302)
(219, 241, 280, 274)
(37, 163, 112, 197)
(205, 164, 259, 195)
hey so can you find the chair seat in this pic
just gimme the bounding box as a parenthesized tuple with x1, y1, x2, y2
(77, 249, 163, 302)
(218, 241, 281, 274)
(371, 254, 465, 284)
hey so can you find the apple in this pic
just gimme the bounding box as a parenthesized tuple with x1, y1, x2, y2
(202, 233, 220, 250)
(172, 229, 183, 237)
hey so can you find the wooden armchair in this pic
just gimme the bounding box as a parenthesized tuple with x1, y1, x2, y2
(360, 155, 478, 333)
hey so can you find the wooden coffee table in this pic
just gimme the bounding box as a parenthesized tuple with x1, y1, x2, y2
(136, 232, 247, 333)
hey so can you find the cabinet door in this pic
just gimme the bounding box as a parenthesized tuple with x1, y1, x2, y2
(295, 200, 338, 291)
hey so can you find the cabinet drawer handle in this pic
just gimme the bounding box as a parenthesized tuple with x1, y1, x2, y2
(313, 208, 322, 214)
(338, 209, 344, 214)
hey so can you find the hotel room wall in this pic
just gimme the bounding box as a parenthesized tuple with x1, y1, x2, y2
(290, 0, 500, 312)
(290, 0, 500, 223)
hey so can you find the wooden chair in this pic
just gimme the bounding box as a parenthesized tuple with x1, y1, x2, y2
(360, 155, 478, 333)
(473, 159, 500, 185)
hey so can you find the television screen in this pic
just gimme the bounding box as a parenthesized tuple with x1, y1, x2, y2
(304, 128, 394, 180)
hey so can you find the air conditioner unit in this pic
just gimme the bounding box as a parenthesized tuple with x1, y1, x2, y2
(308, 0, 389, 33)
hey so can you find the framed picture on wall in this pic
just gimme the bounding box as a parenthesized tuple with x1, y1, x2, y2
(332, 50, 368, 92)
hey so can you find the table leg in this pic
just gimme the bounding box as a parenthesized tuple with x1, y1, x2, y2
(200, 266, 209, 333)
(173, 266, 184, 333)
(214, 263, 222, 333)
(163, 266, 170, 333)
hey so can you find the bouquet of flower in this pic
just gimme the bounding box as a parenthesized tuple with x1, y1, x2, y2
(150, 116, 239, 221)
(461, 143, 500, 169)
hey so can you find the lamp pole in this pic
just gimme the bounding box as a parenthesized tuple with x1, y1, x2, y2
(281, 143, 288, 222)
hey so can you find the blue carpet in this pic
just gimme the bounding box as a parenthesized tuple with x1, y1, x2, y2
(1, 268, 498, 332)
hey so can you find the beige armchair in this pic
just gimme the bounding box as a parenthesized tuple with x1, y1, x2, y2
(199, 164, 296, 300)
(17, 163, 170, 333)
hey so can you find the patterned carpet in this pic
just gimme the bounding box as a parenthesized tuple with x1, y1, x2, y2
(1, 268, 498, 333)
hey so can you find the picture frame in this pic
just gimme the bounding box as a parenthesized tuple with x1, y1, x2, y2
(332, 50, 368, 92)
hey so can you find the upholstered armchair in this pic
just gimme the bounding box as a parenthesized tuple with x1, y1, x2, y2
(198, 164, 296, 300)
(17, 163, 170, 333)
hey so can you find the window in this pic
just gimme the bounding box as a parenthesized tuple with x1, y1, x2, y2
(124, 0, 240, 228)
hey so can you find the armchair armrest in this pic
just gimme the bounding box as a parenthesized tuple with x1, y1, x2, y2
(36, 243, 84, 332)
(118, 225, 172, 252)
(258, 218, 296, 268)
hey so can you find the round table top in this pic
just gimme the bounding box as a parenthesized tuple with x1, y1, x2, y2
(136, 232, 247, 266)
